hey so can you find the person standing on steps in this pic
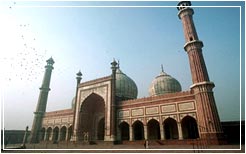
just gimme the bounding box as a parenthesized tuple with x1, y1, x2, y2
(144, 139, 149, 149)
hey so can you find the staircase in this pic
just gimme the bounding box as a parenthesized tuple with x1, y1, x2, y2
(121, 139, 203, 146)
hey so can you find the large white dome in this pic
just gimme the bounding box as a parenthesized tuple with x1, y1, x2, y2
(149, 69, 182, 96)
(115, 68, 138, 100)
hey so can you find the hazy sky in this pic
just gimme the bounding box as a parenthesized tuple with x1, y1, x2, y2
(0, 1, 244, 130)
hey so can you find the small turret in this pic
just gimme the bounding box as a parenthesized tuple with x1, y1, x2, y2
(46, 57, 55, 65)
(177, 1, 191, 11)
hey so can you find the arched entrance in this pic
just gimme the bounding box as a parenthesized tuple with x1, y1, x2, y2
(39, 127, 45, 141)
(97, 118, 105, 140)
(132, 120, 144, 140)
(67, 126, 73, 141)
(46, 127, 52, 141)
(60, 126, 67, 141)
(53, 127, 59, 142)
(119, 122, 129, 141)
(147, 119, 160, 140)
(181, 116, 199, 139)
(79, 93, 105, 141)
(163, 118, 179, 139)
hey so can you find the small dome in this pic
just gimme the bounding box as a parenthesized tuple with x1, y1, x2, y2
(116, 68, 138, 100)
(149, 68, 181, 96)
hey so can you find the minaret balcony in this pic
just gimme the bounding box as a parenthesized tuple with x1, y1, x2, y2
(190, 81, 215, 93)
(39, 87, 51, 92)
(177, 7, 194, 19)
(184, 40, 204, 52)
(33, 111, 44, 115)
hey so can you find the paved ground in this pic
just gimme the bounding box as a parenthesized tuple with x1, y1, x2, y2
(1, 144, 245, 153)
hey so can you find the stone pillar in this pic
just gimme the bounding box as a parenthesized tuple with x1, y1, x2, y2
(144, 125, 148, 140)
(57, 129, 61, 141)
(50, 131, 54, 141)
(44, 129, 47, 141)
(30, 57, 54, 143)
(160, 124, 165, 140)
(65, 127, 69, 141)
(71, 71, 82, 142)
(177, 122, 183, 140)
(129, 126, 133, 141)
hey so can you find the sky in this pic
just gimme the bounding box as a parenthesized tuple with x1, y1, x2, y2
(0, 1, 244, 130)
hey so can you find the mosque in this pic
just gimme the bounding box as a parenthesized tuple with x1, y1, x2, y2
(29, 1, 225, 145)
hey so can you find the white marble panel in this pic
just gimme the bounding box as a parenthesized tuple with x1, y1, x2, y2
(48, 119, 54, 124)
(132, 108, 144, 116)
(178, 102, 195, 111)
(118, 110, 130, 118)
(161, 104, 176, 113)
(55, 119, 61, 124)
(146, 107, 159, 115)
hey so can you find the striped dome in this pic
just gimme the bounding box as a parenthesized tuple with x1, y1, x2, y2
(149, 69, 181, 96)
(115, 68, 138, 100)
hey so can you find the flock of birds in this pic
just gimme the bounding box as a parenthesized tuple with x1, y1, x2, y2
(1, 1, 48, 85)
(1, 1, 79, 87)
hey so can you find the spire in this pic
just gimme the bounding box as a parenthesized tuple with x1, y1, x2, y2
(161, 64, 164, 72)
(117, 60, 120, 69)
(159, 64, 167, 76)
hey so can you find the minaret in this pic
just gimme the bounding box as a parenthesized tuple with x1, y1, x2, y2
(110, 59, 117, 141)
(177, 2, 223, 144)
(30, 57, 54, 143)
(71, 71, 82, 142)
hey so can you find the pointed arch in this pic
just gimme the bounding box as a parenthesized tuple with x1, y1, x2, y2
(39, 127, 45, 141)
(97, 117, 105, 140)
(46, 127, 52, 141)
(132, 120, 144, 140)
(163, 118, 179, 139)
(80, 93, 105, 141)
(181, 116, 199, 139)
(119, 121, 130, 141)
(147, 119, 160, 140)
(60, 126, 67, 141)
(80, 92, 105, 107)
(52, 126, 59, 142)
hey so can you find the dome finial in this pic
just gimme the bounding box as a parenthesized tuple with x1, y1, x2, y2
(117, 60, 120, 69)
(161, 64, 164, 73)
(159, 64, 168, 76)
